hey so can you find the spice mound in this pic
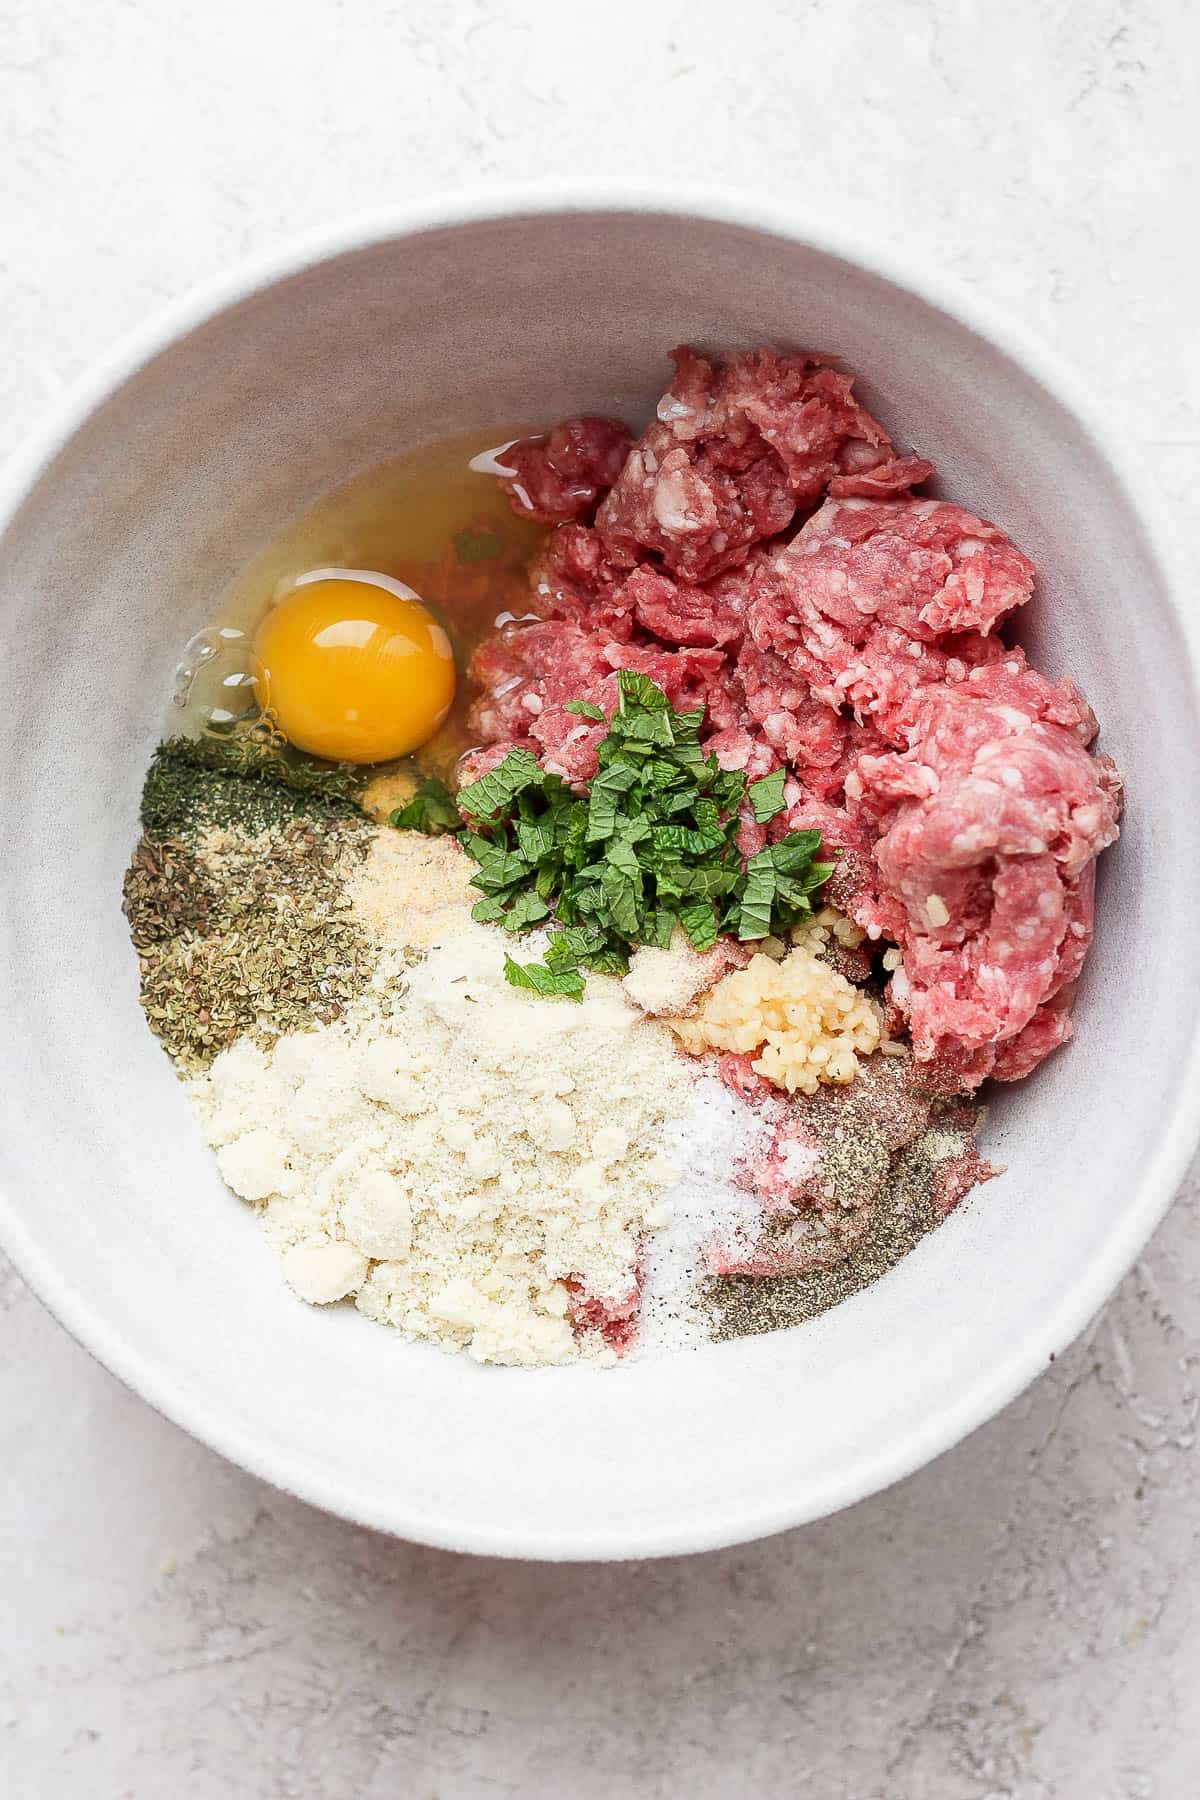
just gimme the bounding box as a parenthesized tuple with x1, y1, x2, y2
(125, 817, 376, 1069)
(701, 1051, 993, 1311)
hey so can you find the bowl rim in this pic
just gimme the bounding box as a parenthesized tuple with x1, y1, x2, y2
(2, 180, 1198, 1561)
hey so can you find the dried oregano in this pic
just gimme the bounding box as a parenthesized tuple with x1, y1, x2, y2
(123, 836, 215, 946)
(130, 816, 381, 1069)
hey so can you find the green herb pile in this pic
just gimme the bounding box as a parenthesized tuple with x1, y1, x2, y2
(393, 672, 834, 999)
(141, 733, 369, 840)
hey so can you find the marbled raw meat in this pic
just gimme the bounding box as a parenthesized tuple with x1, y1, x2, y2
(749, 494, 1035, 744)
(827, 453, 935, 499)
(595, 347, 922, 583)
(621, 565, 744, 648)
(733, 641, 851, 797)
(466, 621, 732, 783)
(847, 662, 1122, 1084)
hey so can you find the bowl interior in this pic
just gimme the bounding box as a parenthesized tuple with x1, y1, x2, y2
(1, 206, 1195, 1557)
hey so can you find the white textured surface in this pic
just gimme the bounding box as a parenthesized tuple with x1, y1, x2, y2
(3, 3, 1199, 1794)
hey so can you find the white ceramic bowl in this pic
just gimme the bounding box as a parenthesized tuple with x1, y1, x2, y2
(2, 189, 1197, 1560)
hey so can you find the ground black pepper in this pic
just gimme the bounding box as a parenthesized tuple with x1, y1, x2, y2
(703, 1095, 989, 1340)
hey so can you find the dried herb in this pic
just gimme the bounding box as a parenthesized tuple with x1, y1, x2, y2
(130, 817, 381, 1069)
(123, 836, 215, 945)
(141, 732, 369, 840)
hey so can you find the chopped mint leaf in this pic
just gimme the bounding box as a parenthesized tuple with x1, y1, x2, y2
(679, 900, 719, 953)
(456, 748, 543, 819)
(500, 890, 552, 932)
(390, 670, 833, 997)
(617, 669, 671, 712)
(503, 954, 585, 1001)
(747, 767, 787, 825)
(769, 829, 824, 873)
(735, 850, 778, 941)
(389, 776, 461, 836)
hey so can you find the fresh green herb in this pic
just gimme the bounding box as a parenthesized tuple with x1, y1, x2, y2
(457, 747, 544, 819)
(454, 527, 504, 564)
(389, 671, 833, 997)
(724, 834, 837, 943)
(747, 767, 787, 824)
(565, 699, 606, 721)
(502, 953, 586, 1000)
(390, 776, 461, 836)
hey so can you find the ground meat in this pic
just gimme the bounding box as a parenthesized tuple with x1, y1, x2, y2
(921, 1102, 999, 1216)
(524, 525, 637, 638)
(455, 740, 520, 788)
(620, 565, 744, 648)
(827, 454, 936, 499)
(595, 346, 916, 583)
(565, 1275, 640, 1357)
(748, 494, 1035, 744)
(500, 418, 633, 524)
(706, 725, 782, 782)
(988, 991, 1077, 1083)
(850, 661, 1121, 1083)
(467, 620, 611, 737)
(733, 641, 850, 797)
(717, 1052, 779, 1106)
(610, 640, 732, 719)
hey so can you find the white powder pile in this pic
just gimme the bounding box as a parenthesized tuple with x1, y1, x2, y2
(345, 827, 478, 949)
(638, 1076, 767, 1353)
(191, 913, 700, 1367)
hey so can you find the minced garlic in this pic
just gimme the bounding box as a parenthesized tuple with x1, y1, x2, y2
(668, 926, 885, 1096)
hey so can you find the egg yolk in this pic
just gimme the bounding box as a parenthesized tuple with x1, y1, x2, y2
(254, 575, 456, 764)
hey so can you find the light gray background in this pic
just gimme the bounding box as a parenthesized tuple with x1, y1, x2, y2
(3, 4, 1198, 1796)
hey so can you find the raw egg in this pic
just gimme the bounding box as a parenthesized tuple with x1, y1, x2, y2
(254, 570, 456, 763)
